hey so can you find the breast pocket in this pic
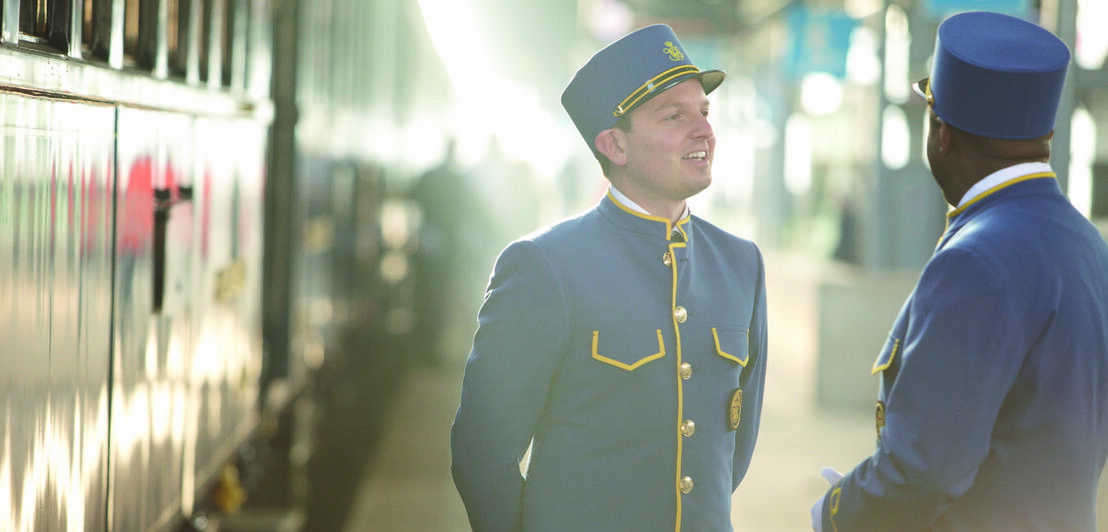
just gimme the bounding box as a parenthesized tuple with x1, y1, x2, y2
(591, 329, 666, 371)
(871, 335, 901, 375)
(711, 327, 749, 367)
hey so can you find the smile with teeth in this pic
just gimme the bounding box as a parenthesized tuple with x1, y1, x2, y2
(683, 151, 707, 160)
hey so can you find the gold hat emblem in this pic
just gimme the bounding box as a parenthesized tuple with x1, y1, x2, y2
(663, 41, 685, 61)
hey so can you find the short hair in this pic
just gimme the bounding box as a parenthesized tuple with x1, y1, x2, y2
(936, 112, 1052, 161)
(597, 115, 632, 177)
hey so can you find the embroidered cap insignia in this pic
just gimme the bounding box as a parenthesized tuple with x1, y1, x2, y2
(663, 41, 684, 61)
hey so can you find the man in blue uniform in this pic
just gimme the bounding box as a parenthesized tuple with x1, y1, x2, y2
(451, 24, 767, 532)
(812, 11, 1108, 531)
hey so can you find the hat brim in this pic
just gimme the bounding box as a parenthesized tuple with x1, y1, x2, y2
(913, 77, 933, 105)
(623, 69, 727, 117)
(700, 69, 726, 95)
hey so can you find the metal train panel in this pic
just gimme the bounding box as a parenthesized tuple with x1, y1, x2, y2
(183, 116, 265, 513)
(0, 93, 116, 532)
(290, 156, 342, 383)
(111, 108, 195, 532)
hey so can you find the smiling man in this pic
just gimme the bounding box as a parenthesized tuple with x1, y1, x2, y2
(450, 24, 768, 532)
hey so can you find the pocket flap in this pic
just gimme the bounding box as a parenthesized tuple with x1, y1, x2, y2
(592, 329, 666, 371)
(712, 327, 748, 367)
(871, 336, 902, 375)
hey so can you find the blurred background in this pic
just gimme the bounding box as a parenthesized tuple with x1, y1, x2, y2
(2, 0, 1107, 530)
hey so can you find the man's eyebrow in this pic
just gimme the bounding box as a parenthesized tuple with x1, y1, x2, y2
(651, 100, 710, 114)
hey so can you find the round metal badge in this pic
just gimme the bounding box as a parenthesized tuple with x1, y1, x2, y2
(728, 388, 743, 430)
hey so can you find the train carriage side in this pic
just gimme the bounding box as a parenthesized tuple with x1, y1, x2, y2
(1, 92, 117, 532)
(0, 0, 273, 530)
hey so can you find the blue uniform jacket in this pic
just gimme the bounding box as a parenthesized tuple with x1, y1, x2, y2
(820, 174, 1108, 531)
(451, 193, 767, 532)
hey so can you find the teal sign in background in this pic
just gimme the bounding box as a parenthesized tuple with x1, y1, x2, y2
(784, 6, 856, 80)
(923, 0, 1031, 19)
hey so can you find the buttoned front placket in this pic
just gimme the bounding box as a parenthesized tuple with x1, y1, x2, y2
(667, 220, 692, 532)
(601, 191, 702, 531)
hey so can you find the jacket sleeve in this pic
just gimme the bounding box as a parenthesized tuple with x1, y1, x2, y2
(821, 247, 1024, 531)
(733, 243, 768, 490)
(450, 239, 570, 532)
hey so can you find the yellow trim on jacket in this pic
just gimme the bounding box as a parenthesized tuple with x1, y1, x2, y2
(590, 330, 666, 370)
(947, 172, 1055, 218)
(871, 338, 901, 375)
(712, 327, 749, 367)
(606, 190, 691, 241)
(669, 237, 687, 531)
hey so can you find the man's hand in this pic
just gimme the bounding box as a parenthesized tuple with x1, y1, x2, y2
(820, 467, 843, 484)
(811, 467, 843, 531)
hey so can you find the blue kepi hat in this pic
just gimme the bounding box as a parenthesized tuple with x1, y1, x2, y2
(561, 24, 725, 155)
(913, 11, 1070, 140)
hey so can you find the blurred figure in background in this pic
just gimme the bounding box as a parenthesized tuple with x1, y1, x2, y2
(451, 24, 768, 531)
(413, 138, 483, 363)
(831, 196, 859, 264)
(812, 11, 1108, 532)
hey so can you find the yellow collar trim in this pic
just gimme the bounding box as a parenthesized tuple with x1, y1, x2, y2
(606, 191, 690, 240)
(947, 172, 1056, 218)
(614, 65, 700, 117)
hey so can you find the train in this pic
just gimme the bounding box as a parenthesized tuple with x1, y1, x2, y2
(0, 0, 451, 530)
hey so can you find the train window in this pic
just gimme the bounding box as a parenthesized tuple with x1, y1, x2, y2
(124, 0, 158, 69)
(19, 0, 43, 43)
(123, 0, 137, 61)
(167, 0, 182, 76)
(199, 0, 227, 85)
(18, 0, 77, 51)
(84, 0, 112, 60)
(199, 0, 209, 81)
(221, 0, 234, 86)
(167, 0, 177, 67)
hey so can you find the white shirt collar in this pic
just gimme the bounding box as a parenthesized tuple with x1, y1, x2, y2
(957, 162, 1053, 208)
(608, 185, 690, 221)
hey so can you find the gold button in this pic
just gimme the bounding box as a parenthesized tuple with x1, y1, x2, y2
(679, 362, 692, 380)
(673, 306, 687, 323)
(680, 420, 695, 437)
(663, 251, 673, 267)
(679, 476, 694, 494)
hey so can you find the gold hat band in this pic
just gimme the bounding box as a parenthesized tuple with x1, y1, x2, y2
(614, 65, 701, 117)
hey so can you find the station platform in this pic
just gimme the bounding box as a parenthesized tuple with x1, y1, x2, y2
(341, 251, 876, 531)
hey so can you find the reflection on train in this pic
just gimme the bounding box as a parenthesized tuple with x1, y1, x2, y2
(0, 0, 440, 530)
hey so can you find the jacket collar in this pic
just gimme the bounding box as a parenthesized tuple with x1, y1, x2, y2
(953, 162, 1054, 213)
(599, 191, 692, 244)
(937, 171, 1059, 251)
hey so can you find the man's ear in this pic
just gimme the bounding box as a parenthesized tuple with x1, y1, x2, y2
(937, 118, 953, 154)
(594, 128, 627, 166)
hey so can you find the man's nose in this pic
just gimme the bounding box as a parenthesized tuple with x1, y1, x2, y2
(692, 114, 713, 139)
